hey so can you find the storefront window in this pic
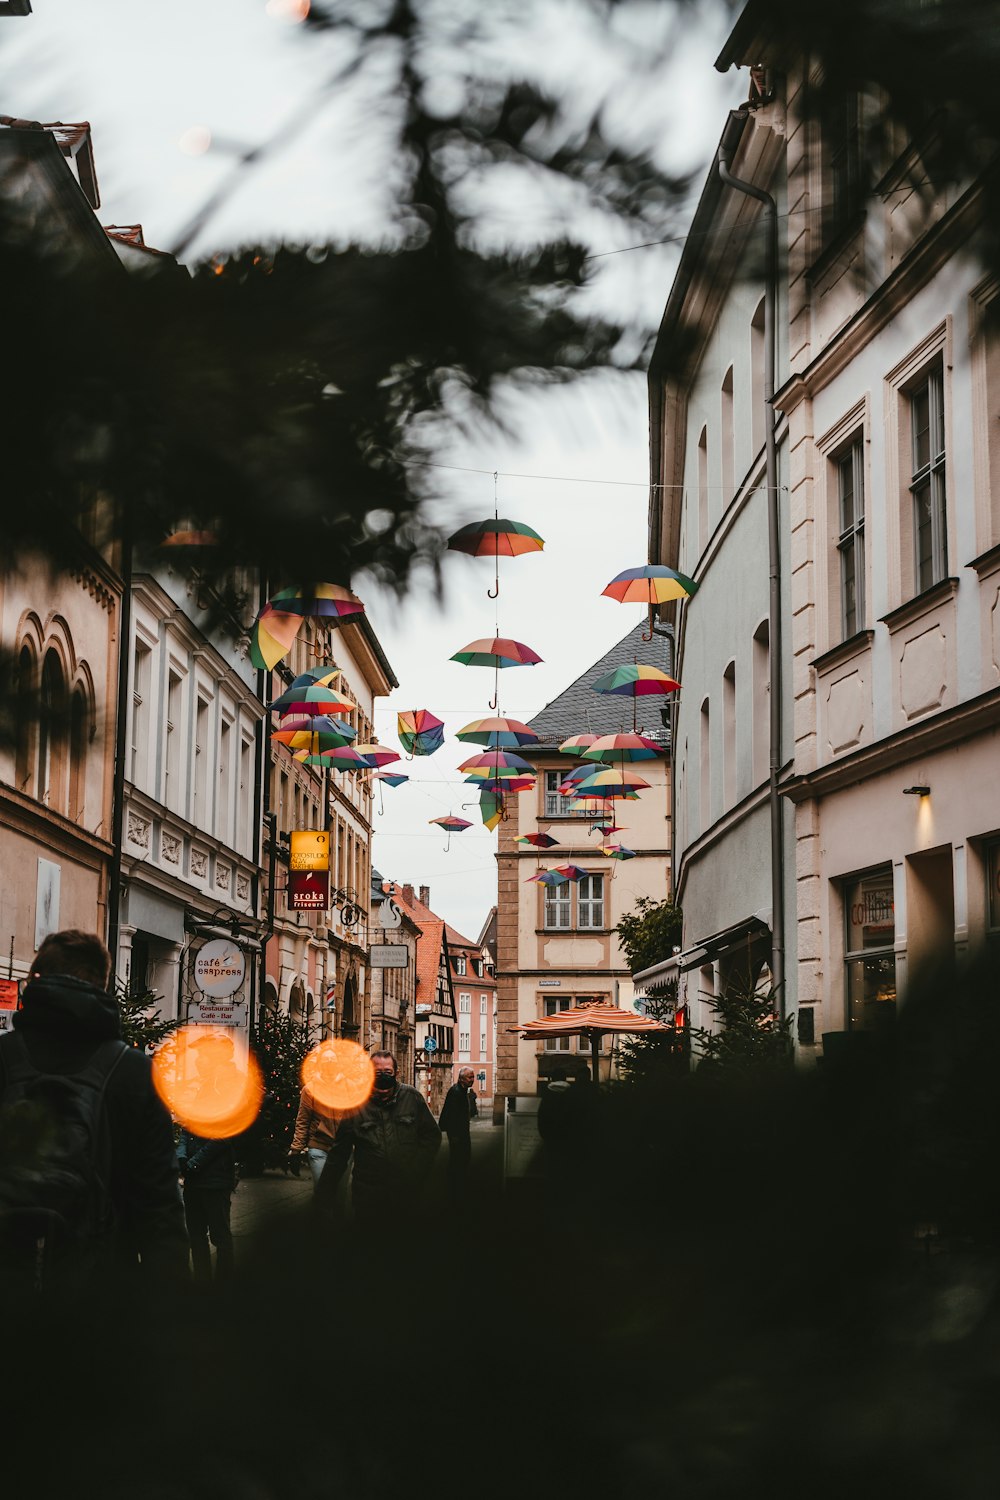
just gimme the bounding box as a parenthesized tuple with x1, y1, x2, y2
(844, 870, 897, 1032)
(988, 841, 1000, 946)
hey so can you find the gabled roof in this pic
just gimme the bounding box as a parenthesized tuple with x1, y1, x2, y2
(526, 620, 674, 751)
(383, 881, 455, 1020)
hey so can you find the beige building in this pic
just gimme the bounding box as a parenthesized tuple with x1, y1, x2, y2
(495, 621, 672, 1116)
(367, 870, 420, 1084)
(649, 1, 1000, 1052)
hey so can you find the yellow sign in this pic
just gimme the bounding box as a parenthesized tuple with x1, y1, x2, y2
(290, 830, 330, 872)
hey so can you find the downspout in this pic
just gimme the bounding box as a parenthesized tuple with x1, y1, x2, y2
(106, 509, 132, 980)
(717, 110, 785, 1018)
(251, 569, 271, 1045)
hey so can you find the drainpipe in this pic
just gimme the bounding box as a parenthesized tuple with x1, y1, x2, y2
(717, 110, 785, 1018)
(106, 509, 133, 980)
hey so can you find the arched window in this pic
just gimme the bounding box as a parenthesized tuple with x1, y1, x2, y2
(14, 645, 35, 794)
(752, 620, 769, 786)
(698, 426, 709, 553)
(700, 697, 711, 832)
(721, 366, 735, 502)
(723, 661, 736, 809)
(38, 650, 67, 813)
(751, 299, 766, 456)
(68, 687, 89, 823)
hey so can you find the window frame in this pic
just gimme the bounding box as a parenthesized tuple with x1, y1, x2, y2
(576, 874, 605, 930)
(908, 363, 948, 593)
(843, 867, 897, 1033)
(836, 434, 866, 639)
(543, 881, 572, 931)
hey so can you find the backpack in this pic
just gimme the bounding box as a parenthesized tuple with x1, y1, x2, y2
(0, 1030, 128, 1289)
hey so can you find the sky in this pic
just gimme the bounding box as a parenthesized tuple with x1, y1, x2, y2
(1, 0, 743, 939)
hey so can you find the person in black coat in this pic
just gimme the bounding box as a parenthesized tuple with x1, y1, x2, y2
(176, 1126, 238, 1283)
(439, 1067, 477, 1205)
(0, 928, 188, 1287)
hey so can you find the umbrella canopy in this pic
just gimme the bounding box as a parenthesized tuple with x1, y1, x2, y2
(374, 772, 409, 787)
(354, 743, 401, 769)
(457, 716, 539, 748)
(602, 844, 636, 860)
(518, 832, 559, 849)
(557, 764, 597, 791)
(525, 869, 570, 886)
(558, 733, 600, 755)
(268, 680, 355, 716)
(551, 864, 589, 881)
(161, 528, 218, 549)
(512, 1002, 673, 1081)
(294, 744, 370, 769)
(573, 768, 651, 795)
(430, 816, 473, 831)
(271, 714, 356, 749)
(267, 583, 365, 620)
(450, 637, 542, 668)
(602, 564, 698, 605)
(448, 518, 545, 557)
(479, 790, 504, 832)
(581, 732, 665, 764)
(591, 822, 624, 836)
(468, 775, 535, 795)
(397, 710, 445, 756)
(592, 664, 681, 697)
(458, 750, 534, 777)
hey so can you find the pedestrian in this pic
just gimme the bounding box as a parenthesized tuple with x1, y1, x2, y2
(315, 1050, 440, 1227)
(288, 1084, 337, 1188)
(439, 1066, 478, 1205)
(0, 928, 188, 1290)
(177, 1127, 238, 1283)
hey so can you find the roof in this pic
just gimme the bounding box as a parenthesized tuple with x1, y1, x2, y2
(526, 620, 674, 751)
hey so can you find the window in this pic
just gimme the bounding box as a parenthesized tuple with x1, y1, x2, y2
(751, 622, 769, 787)
(577, 874, 604, 930)
(480, 1030, 487, 1053)
(544, 996, 572, 1051)
(544, 770, 567, 818)
(699, 697, 711, 831)
(721, 366, 734, 502)
(909, 365, 947, 593)
(239, 734, 253, 853)
(750, 299, 765, 454)
(480, 995, 488, 1014)
(459, 1031, 470, 1051)
(455, 955, 467, 976)
(164, 670, 183, 812)
(38, 650, 66, 812)
(826, 90, 864, 242)
(697, 425, 708, 553)
(544, 882, 571, 930)
(217, 717, 232, 844)
(193, 697, 210, 825)
(459, 993, 471, 1013)
(68, 689, 87, 823)
(130, 640, 151, 786)
(844, 869, 897, 1032)
(836, 437, 866, 637)
(722, 662, 736, 809)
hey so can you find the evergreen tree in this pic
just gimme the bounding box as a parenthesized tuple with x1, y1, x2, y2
(114, 979, 182, 1053)
(245, 1007, 318, 1172)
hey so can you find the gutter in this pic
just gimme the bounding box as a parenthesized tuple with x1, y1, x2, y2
(717, 108, 785, 1018)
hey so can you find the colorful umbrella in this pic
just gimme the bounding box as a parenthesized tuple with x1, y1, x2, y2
(250, 585, 365, 670)
(602, 564, 697, 605)
(525, 870, 570, 886)
(557, 764, 600, 793)
(581, 732, 665, 763)
(602, 844, 636, 860)
(518, 832, 559, 849)
(458, 750, 534, 777)
(431, 816, 473, 831)
(374, 772, 409, 787)
(268, 680, 355, 716)
(512, 1002, 672, 1082)
(591, 822, 624, 836)
(354, 743, 401, 770)
(573, 768, 651, 795)
(295, 744, 370, 769)
(592, 664, 680, 697)
(552, 864, 589, 881)
(467, 775, 535, 796)
(448, 516, 544, 599)
(450, 637, 542, 669)
(558, 733, 600, 755)
(398, 710, 445, 757)
(456, 716, 539, 748)
(479, 791, 504, 832)
(271, 714, 356, 749)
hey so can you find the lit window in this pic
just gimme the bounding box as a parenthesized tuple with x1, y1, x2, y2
(844, 870, 896, 1033)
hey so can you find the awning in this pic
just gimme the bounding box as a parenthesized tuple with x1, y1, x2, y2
(677, 909, 771, 971)
(631, 954, 681, 998)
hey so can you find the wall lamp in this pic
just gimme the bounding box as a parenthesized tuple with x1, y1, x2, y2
(903, 785, 931, 796)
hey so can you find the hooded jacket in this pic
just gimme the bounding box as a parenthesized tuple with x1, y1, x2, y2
(0, 973, 188, 1280)
(318, 1080, 440, 1208)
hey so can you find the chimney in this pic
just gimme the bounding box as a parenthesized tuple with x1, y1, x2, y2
(419, 885, 430, 909)
(402, 885, 415, 907)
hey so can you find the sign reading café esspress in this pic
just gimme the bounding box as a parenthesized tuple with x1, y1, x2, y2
(194, 939, 246, 998)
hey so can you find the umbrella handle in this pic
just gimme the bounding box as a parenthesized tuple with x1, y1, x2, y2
(488, 581, 499, 600)
(489, 689, 499, 711)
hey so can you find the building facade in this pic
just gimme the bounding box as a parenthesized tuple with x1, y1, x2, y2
(648, 0, 1000, 1053)
(494, 621, 672, 1116)
(385, 883, 457, 1117)
(368, 868, 420, 1084)
(445, 922, 497, 1103)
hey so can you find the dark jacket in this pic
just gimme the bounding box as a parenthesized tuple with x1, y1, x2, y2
(0, 973, 188, 1280)
(439, 1082, 477, 1141)
(177, 1129, 237, 1192)
(318, 1081, 440, 1206)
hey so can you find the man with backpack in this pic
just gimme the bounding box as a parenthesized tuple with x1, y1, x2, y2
(0, 928, 189, 1290)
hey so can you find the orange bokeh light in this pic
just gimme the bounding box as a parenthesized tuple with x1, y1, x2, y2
(301, 1039, 374, 1117)
(152, 1025, 263, 1139)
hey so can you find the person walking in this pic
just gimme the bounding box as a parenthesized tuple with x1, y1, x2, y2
(177, 1127, 238, 1284)
(316, 1051, 440, 1227)
(439, 1066, 477, 1206)
(288, 1085, 337, 1188)
(0, 928, 188, 1289)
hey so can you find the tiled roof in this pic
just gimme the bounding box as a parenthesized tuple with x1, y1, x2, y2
(527, 620, 674, 750)
(383, 881, 453, 1019)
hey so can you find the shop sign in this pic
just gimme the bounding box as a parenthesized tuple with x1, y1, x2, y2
(188, 1000, 248, 1028)
(538, 979, 562, 988)
(194, 939, 246, 997)
(370, 944, 408, 969)
(288, 869, 330, 912)
(0, 977, 18, 1032)
(290, 830, 330, 872)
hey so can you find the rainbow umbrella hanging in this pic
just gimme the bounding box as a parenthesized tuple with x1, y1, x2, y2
(374, 772, 409, 787)
(518, 832, 559, 849)
(467, 775, 535, 796)
(592, 665, 680, 697)
(479, 791, 504, 832)
(355, 743, 401, 770)
(458, 750, 534, 778)
(603, 564, 698, 642)
(250, 584, 365, 670)
(448, 517, 544, 599)
(581, 732, 665, 764)
(268, 680, 355, 716)
(573, 768, 651, 796)
(525, 869, 570, 886)
(457, 716, 539, 749)
(271, 714, 356, 751)
(450, 637, 542, 669)
(295, 744, 370, 770)
(558, 733, 600, 755)
(430, 814, 474, 851)
(398, 710, 445, 757)
(552, 864, 589, 881)
(602, 844, 636, 860)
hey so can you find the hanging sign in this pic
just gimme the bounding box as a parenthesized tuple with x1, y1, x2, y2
(290, 830, 330, 872)
(288, 869, 330, 912)
(0, 977, 18, 1034)
(378, 898, 402, 930)
(194, 940, 246, 997)
(188, 999, 249, 1028)
(369, 945, 409, 969)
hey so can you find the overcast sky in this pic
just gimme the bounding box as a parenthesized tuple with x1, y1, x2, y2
(1, 0, 743, 939)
